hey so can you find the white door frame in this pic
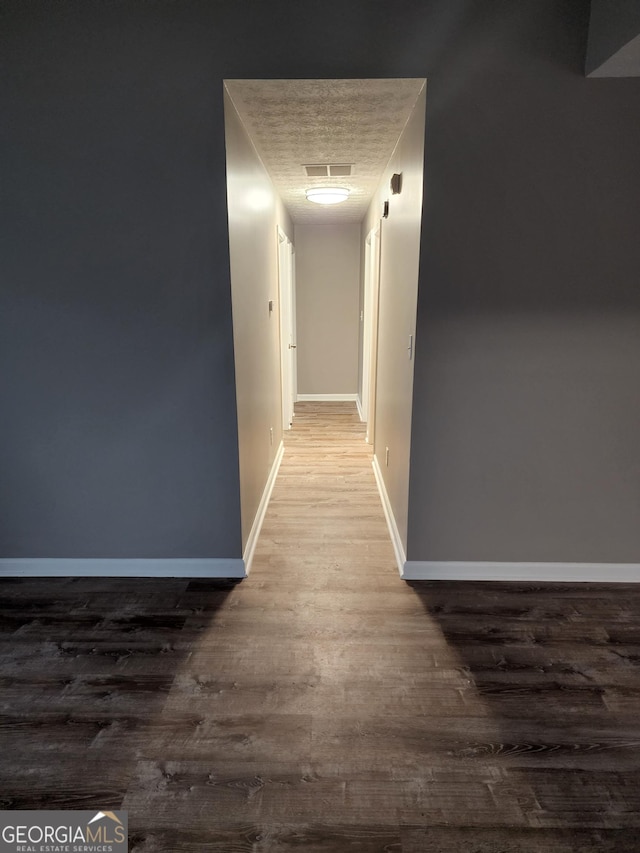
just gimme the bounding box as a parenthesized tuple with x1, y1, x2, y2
(362, 225, 381, 444)
(278, 227, 296, 429)
(290, 241, 297, 409)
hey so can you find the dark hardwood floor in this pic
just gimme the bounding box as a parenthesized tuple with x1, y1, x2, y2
(1, 403, 639, 851)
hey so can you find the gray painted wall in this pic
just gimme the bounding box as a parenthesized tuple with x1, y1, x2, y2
(408, 313, 640, 562)
(586, 0, 640, 76)
(2, 0, 639, 568)
(224, 89, 293, 550)
(295, 224, 361, 396)
(0, 1, 243, 559)
(407, 3, 640, 563)
(362, 86, 427, 552)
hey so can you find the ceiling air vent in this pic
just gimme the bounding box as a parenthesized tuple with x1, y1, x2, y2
(304, 164, 353, 177)
(304, 165, 329, 177)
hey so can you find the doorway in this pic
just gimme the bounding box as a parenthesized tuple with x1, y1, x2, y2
(224, 78, 427, 566)
(278, 227, 296, 429)
(361, 225, 381, 444)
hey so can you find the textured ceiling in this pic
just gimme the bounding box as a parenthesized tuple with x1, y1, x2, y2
(225, 79, 425, 223)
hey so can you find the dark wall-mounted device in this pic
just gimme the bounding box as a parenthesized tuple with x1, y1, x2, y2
(390, 173, 403, 194)
(382, 200, 390, 219)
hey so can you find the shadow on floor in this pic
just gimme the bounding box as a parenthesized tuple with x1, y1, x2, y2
(405, 579, 640, 852)
(0, 576, 238, 810)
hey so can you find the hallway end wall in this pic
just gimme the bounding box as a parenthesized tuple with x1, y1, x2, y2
(294, 223, 361, 396)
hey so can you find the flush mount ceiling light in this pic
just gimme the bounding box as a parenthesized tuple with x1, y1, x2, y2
(305, 187, 350, 205)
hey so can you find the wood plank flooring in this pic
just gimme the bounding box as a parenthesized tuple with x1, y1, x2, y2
(1, 402, 640, 851)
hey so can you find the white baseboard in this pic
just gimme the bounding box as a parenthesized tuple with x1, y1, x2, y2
(401, 561, 640, 583)
(296, 393, 358, 402)
(8, 443, 287, 580)
(369, 459, 640, 584)
(355, 396, 364, 422)
(243, 440, 284, 575)
(372, 455, 406, 575)
(0, 558, 246, 578)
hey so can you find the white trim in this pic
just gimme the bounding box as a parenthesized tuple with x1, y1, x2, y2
(372, 454, 406, 575)
(363, 225, 381, 447)
(290, 241, 297, 408)
(243, 440, 284, 575)
(296, 393, 358, 402)
(355, 395, 364, 422)
(0, 558, 246, 578)
(361, 231, 372, 424)
(361, 225, 380, 434)
(278, 227, 295, 430)
(401, 561, 640, 583)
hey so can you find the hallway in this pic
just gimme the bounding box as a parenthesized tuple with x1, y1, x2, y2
(255, 401, 395, 587)
(1, 404, 639, 851)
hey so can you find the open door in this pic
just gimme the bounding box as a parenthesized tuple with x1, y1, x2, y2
(278, 227, 296, 429)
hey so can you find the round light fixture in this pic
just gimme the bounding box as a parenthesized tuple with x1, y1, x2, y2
(305, 187, 350, 205)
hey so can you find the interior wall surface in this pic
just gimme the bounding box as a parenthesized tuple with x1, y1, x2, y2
(294, 223, 361, 395)
(362, 85, 427, 553)
(224, 89, 293, 550)
(586, 0, 640, 75)
(2, 0, 639, 569)
(357, 256, 365, 407)
(406, 3, 640, 563)
(0, 1, 247, 560)
(408, 313, 640, 562)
